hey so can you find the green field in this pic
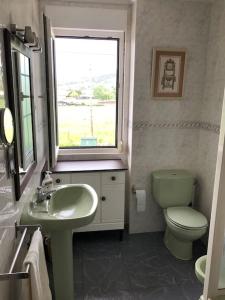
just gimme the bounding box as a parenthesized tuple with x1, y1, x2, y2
(58, 102, 116, 147)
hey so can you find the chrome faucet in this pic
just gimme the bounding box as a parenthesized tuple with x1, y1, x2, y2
(36, 186, 55, 203)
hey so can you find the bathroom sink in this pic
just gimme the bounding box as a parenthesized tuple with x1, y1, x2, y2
(21, 184, 98, 232)
(21, 183, 98, 300)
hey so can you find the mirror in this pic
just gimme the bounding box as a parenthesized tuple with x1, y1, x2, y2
(4, 29, 37, 200)
(0, 107, 14, 145)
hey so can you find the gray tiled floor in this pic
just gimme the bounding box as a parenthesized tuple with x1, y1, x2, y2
(71, 231, 206, 300)
(47, 231, 205, 299)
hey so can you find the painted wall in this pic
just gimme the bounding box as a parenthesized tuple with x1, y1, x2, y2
(0, 1, 47, 299)
(44, 3, 128, 30)
(196, 0, 225, 220)
(129, 0, 212, 233)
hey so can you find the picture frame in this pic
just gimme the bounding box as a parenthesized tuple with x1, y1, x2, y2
(151, 48, 186, 99)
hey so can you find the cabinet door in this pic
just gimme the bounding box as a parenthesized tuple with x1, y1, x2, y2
(71, 173, 101, 224)
(101, 184, 125, 223)
(51, 173, 71, 185)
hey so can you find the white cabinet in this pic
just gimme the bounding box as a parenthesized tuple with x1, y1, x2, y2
(51, 171, 125, 232)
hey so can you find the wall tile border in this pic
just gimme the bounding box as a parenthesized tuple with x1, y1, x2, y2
(133, 120, 220, 134)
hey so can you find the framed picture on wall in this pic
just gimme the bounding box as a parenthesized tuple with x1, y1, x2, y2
(151, 48, 186, 99)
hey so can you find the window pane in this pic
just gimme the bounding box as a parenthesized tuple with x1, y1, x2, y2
(19, 53, 25, 74)
(20, 75, 30, 96)
(18, 53, 34, 170)
(55, 37, 118, 148)
(21, 97, 34, 168)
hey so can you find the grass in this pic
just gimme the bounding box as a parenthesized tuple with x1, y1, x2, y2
(58, 102, 116, 147)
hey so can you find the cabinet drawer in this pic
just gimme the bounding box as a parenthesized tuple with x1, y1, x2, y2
(101, 171, 125, 185)
(51, 173, 71, 185)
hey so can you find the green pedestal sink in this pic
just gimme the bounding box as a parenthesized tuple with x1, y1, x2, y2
(20, 184, 98, 300)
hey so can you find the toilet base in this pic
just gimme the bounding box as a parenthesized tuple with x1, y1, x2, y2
(164, 227, 193, 260)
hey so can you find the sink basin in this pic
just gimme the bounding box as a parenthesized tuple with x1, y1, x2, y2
(21, 184, 98, 232)
(21, 183, 98, 300)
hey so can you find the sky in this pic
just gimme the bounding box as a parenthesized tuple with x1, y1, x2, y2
(55, 37, 118, 85)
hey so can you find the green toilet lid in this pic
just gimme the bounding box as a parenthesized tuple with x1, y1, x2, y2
(166, 207, 208, 229)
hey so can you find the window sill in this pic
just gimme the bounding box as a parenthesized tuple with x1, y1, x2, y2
(52, 159, 128, 173)
(57, 153, 126, 161)
(58, 146, 126, 161)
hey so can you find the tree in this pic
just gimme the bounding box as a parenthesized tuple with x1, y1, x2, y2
(93, 85, 116, 100)
(66, 89, 82, 98)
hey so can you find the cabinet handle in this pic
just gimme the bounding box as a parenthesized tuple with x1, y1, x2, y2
(101, 196, 106, 201)
(56, 178, 61, 184)
(111, 176, 116, 181)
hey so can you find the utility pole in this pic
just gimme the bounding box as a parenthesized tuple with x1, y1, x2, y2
(89, 65, 94, 137)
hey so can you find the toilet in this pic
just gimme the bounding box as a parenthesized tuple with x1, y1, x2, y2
(151, 169, 208, 260)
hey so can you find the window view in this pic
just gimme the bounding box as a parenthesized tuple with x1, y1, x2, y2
(55, 37, 118, 148)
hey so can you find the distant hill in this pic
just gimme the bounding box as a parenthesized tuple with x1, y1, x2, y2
(58, 73, 116, 88)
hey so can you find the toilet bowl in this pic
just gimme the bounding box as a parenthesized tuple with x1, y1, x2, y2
(164, 207, 207, 260)
(151, 170, 208, 260)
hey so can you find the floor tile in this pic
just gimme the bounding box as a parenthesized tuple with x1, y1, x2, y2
(82, 256, 130, 295)
(49, 231, 206, 299)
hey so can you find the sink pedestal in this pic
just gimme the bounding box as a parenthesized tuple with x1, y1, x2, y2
(51, 230, 74, 300)
(20, 184, 98, 299)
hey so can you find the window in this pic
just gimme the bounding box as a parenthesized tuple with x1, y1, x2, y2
(54, 30, 124, 153)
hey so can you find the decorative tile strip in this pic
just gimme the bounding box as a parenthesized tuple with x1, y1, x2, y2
(200, 122, 220, 134)
(133, 121, 220, 134)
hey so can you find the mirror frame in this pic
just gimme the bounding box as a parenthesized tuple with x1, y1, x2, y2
(4, 29, 37, 201)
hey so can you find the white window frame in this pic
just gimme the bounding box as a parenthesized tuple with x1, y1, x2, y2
(53, 28, 125, 159)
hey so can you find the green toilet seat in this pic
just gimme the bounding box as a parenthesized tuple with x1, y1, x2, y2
(166, 207, 208, 230)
